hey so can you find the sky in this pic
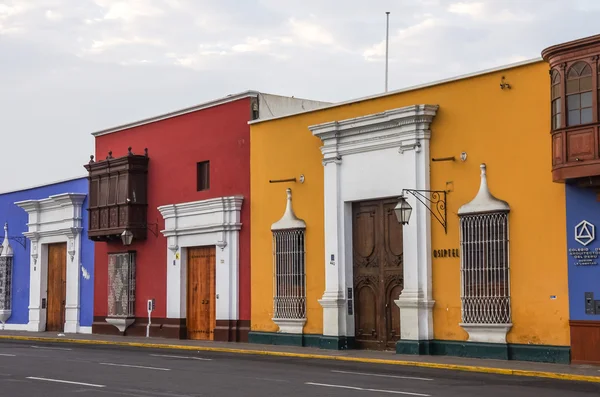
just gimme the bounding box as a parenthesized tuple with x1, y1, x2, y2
(1, 0, 599, 192)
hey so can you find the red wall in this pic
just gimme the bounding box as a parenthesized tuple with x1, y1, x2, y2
(93, 98, 252, 321)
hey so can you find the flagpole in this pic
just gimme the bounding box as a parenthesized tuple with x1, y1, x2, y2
(385, 11, 390, 92)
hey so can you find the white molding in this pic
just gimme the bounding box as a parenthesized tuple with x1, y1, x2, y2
(0, 323, 28, 331)
(272, 318, 306, 334)
(158, 196, 244, 322)
(460, 323, 513, 344)
(249, 57, 542, 125)
(314, 104, 438, 342)
(92, 91, 260, 137)
(106, 317, 135, 333)
(458, 164, 510, 215)
(310, 105, 438, 165)
(15, 193, 87, 334)
(78, 326, 92, 334)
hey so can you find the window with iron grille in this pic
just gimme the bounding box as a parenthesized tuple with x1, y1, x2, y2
(107, 252, 136, 318)
(459, 212, 510, 325)
(273, 229, 306, 320)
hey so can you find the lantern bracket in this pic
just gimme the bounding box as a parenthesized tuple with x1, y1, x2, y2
(401, 189, 447, 234)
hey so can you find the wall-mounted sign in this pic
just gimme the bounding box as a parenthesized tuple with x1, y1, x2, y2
(433, 248, 460, 258)
(568, 247, 599, 266)
(575, 220, 595, 246)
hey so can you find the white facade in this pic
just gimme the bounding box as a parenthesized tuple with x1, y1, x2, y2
(15, 193, 88, 334)
(309, 105, 439, 343)
(158, 196, 243, 323)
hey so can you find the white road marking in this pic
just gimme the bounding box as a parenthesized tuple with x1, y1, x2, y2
(305, 382, 431, 396)
(331, 369, 434, 381)
(26, 376, 105, 388)
(99, 362, 171, 371)
(0, 354, 15, 357)
(149, 354, 212, 361)
(30, 345, 72, 351)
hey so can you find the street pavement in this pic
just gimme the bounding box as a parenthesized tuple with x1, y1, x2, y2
(0, 341, 598, 396)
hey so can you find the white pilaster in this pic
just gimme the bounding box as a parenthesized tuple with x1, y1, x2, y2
(158, 196, 243, 322)
(318, 157, 348, 337)
(16, 193, 87, 334)
(393, 142, 435, 341)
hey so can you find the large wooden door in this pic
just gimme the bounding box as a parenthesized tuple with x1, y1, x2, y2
(187, 246, 216, 340)
(353, 198, 404, 350)
(47, 243, 67, 332)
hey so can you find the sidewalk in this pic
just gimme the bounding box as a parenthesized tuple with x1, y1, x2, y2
(0, 330, 599, 383)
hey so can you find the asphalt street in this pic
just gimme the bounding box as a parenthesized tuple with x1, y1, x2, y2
(0, 341, 598, 396)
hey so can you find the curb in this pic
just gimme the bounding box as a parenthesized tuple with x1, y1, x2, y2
(0, 335, 598, 384)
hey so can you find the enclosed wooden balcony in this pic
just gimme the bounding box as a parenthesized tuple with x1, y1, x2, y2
(543, 34, 600, 187)
(83, 147, 150, 242)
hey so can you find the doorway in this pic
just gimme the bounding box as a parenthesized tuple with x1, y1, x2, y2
(46, 243, 67, 332)
(186, 246, 216, 340)
(352, 198, 404, 350)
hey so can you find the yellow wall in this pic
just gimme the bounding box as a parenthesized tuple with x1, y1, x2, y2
(250, 60, 569, 346)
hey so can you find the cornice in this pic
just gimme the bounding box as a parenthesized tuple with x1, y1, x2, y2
(161, 223, 242, 237)
(158, 196, 244, 220)
(542, 34, 600, 61)
(15, 193, 86, 215)
(311, 105, 438, 159)
(23, 227, 83, 241)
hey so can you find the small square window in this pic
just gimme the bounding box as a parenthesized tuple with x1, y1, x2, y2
(197, 161, 210, 191)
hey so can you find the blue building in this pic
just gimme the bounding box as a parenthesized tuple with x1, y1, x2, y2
(0, 177, 93, 333)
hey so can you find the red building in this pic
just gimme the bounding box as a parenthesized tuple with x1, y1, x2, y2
(84, 91, 329, 341)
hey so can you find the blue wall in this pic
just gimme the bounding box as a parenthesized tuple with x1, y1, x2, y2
(0, 177, 94, 327)
(566, 184, 600, 321)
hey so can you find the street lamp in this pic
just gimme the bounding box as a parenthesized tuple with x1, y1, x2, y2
(121, 229, 134, 246)
(394, 189, 448, 234)
(394, 196, 413, 225)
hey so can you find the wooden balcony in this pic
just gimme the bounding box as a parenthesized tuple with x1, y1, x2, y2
(552, 122, 600, 185)
(83, 148, 149, 242)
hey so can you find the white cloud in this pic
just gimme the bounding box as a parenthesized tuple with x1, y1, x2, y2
(1, 0, 600, 191)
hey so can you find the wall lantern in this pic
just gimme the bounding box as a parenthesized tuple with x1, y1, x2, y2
(395, 189, 448, 234)
(121, 229, 134, 246)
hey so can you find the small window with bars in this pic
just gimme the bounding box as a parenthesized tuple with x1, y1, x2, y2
(459, 212, 510, 325)
(273, 229, 306, 320)
(107, 251, 136, 318)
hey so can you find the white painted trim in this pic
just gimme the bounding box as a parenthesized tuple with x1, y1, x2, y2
(91, 91, 260, 137)
(249, 57, 542, 125)
(78, 326, 92, 334)
(313, 104, 438, 342)
(0, 175, 87, 196)
(272, 318, 306, 334)
(158, 196, 243, 323)
(0, 323, 29, 331)
(15, 193, 87, 334)
(459, 323, 513, 344)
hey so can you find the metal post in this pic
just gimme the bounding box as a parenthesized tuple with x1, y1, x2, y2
(385, 11, 390, 92)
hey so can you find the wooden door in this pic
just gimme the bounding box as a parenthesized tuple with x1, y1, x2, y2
(187, 246, 216, 340)
(352, 198, 404, 350)
(47, 243, 67, 332)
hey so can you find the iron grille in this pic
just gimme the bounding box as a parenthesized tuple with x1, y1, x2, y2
(107, 252, 136, 318)
(272, 229, 306, 320)
(459, 212, 511, 324)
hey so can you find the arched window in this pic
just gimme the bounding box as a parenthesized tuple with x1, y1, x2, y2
(567, 62, 593, 126)
(551, 69, 561, 129)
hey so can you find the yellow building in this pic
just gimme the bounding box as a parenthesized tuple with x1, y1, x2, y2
(249, 56, 570, 363)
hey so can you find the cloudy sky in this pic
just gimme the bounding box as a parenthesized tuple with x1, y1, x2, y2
(1, 0, 599, 192)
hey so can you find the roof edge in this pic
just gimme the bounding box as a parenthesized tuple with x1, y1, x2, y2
(0, 174, 88, 196)
(91, 90, 260, 137)
(249, 57, 543, 126)
(542, 34, 600, 61)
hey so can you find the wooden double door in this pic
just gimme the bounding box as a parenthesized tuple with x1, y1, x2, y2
(352, 198, 404, 350)
(46, 243, 67, 332)
(187, 246, 216, 340)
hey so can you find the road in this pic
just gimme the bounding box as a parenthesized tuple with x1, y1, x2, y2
(0, 341, 598, 396)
